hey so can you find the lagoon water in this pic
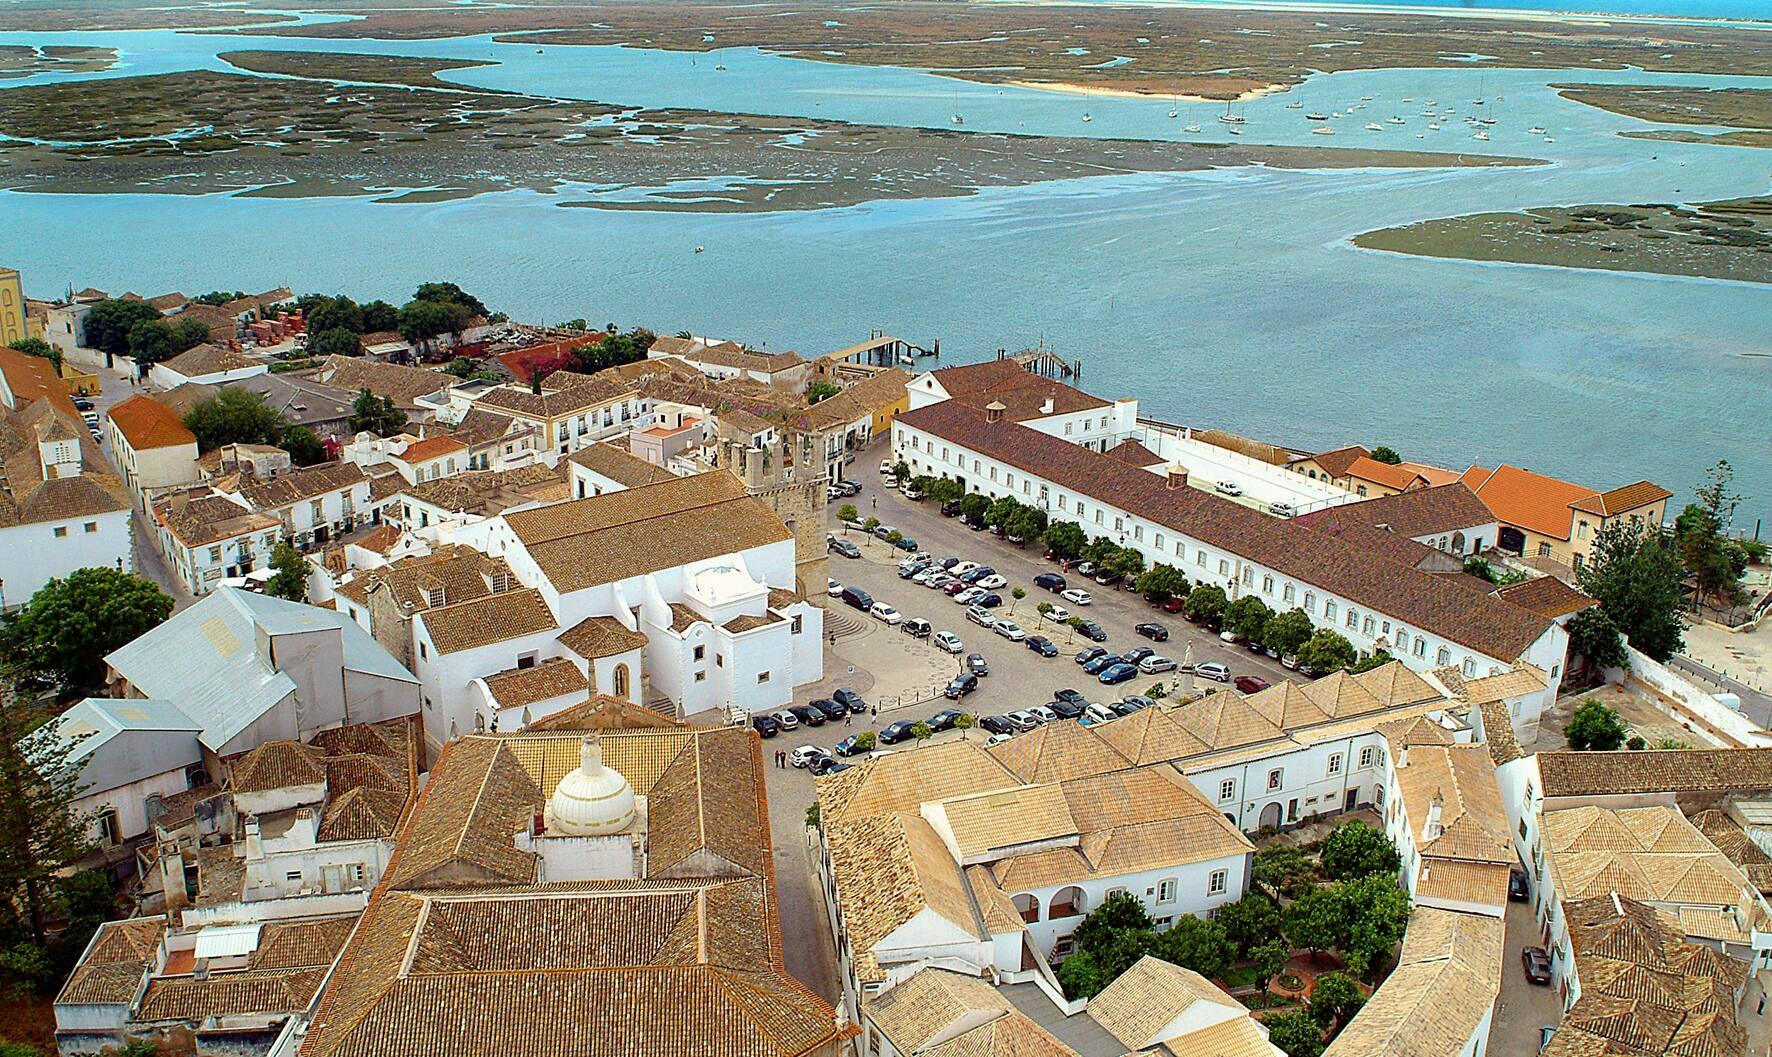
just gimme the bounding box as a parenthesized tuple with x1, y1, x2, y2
(0, 15, 1768, 513)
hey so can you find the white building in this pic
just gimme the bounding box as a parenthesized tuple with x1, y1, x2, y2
(906, 358, 1139, 453)
(153, 490, 283, 595)
(0, 396, 133, 607)
(149, 343, 268, 388)
(1320, 907, 1504, 1057)
(104, 394, 200, 511)
(235, 461, 372, 551)
(1086, 955, 1284, 1057)
(1379, 719, 1513, 917)
(892, 398, 1565, 733)
(47, 698, 205, 847)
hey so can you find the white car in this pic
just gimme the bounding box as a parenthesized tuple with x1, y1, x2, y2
(1061, 588, 1094, 606)
(1139, 655, 1178, 674)
(1215, 480, 1243, 496)
(974, 574, 1008, 590)
(932, 631, 964, 654)
(827, 578, 842, 597)
(953, 587, 985, 605)
(950, 560, 981, 577)
(870, 602, 904, 625)
(985, 732, 1014, 747)
(882, 475, 898, 489)
(880, 460, 892, 475)
(789, 745, 831, 768)
(965, 605, 996, 627)
(1042, 604, 1071, 623)
(1005, 709, 1046, 728)
(1082, 703, 1118, 726)
(910, 569, 937, 585)
(992, 620, 1027, 641)
(909, 551, 932, 564)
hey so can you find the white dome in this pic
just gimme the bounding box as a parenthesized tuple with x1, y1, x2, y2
(546, 734, 636, 836)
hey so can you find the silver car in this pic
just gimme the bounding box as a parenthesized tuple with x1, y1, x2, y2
(1138, 655, 1177, 674)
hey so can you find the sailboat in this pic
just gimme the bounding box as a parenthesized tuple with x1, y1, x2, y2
(1081, 112, 1092, 123)
(1284, 100, 1302, 109)
(1311, 126, 1335, 136)
(1217, 100, 1244, 125)
(1527, 126, 1547, 135)
(1306, 111, 1328, 121)
(1472, 129, 1490, 141)
(1365, 122, 1384, 131)
(1183, 123, 1201, 133)
(1168, 98, 1179, 119)
(953, 93, 964, 126)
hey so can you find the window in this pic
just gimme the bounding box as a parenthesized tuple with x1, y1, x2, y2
(83, 521, 97, 533)
(52, 526, 66, 538)
(1208, 870, 1228, 896)
(1196, 550, 1206, 567)
(791, 616, 803, 635)
(1155, 532, 1164, 549)
(1463, 657, 1476, 676)
(1538, 542, 1553, 557)
(1324, 601, 1336, 621)
(1413, 638, 1427, 658)
(1064, 422, 1073, 435)
(1345, 609, 1358, 629)
(1396, 631, 1409, 651)
(209, 546, 222, 562)
(1082, 419, 1091, 432)
(1262, 575, 1274, 595)
(286, 870, 303, 883)
(1283, 583, 1295, 603)
(1219, 778, 1236, 802)
(1095, 510, 1104, 525)
(1362, 616, 1375, 635)
(1327, 753, 1343, 776)
(1304, 591, 1315, 611)
(694, 645, 705, 661)
(757, 671, 771, 684)
(1053, 936, 1075, 957)
(694, 671, 706, 683)
(1359, 746, 1375, 768)
(1157, 879, 1177, 902)
(419, 642, 428, 660)
(716, 654, 724, 668)
(1437, 646, 1451, 665)
(1242, 567, 1254, 585)
(1218, 559, 1228, 575)
(1267, 768, 1283, 790)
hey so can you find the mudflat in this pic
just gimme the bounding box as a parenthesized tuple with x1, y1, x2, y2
(0, 45, 117, 80)
(0, 61, 1542, 212)
(1353, 198, 1772, 284)
(1554, 83, 1772, 149)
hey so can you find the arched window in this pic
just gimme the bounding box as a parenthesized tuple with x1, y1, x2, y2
(1451, 531, 1465, 554)
(1012, 893, 1041, 924)
(1051, 887, 1087, 919)
(1437, 647, 1451, 665)
(613, 663, 631, 700)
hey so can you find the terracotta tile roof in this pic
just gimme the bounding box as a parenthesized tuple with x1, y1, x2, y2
(1415, 858, 1512, 909)
(399, 462, 566, 516)
(723, 611, 780, 633)
(504, 473, 791, 594)
(825, 812, 985, 983)
(1460, 664, 1549, 705)
(1087, 955, 1243, 1052)
(474, 373, 638, 420)
(932, 783, 1078, 861)
(1543, 806, 1766, 935)
(1171, 690, 1286, 751)
(106, 394, 196, 450)
(1105, 438, 1164, 467)
(137, 967, 331, 1021)
(1463, 464, 1598, 540)
(566, 440, 677, 488)
(393, 435, 466, 464)
(251, 916, 359, 970)
(0, 344, 76, 415)
(498, 728, 697, 796)
(1311, 445, 1370, 479)
(56, 918, 163, 1006)
(156, 493, 279, 546)
(1397, 461, 1464, 487)
(316, 355, 451, 409)
(481, 657, 586, 710)
(797, 368, 911, 432)
(1545, 895, 1748, 1057)
(1323, 908, 1503, 1057)
(1346, 456, 1431, 492)
(1492, 576, 1596, 620)
(556, 615, 649, 659)
(1295, 484, 1493, 539)
(417, 588, 556, 655)
(1572, 480, 1673, 518)
(159, 342, 259, 379)
(1089, 705, 1210, 765)
(866, 968, 1012, 1053)
(987, 720, 1135, 783)
(920, 1012, 1077, 1057)
(1690, 810, 1772, 894)
(645, 725, 768, 879)
(318, 786, 409, 842)
(237, 460, 365, 511)
(339, 544, 512, 615)
(898, 403, 1553, 662)
(383, 737, 540, 890)
(0, 402, 130, 526)
(817, 740, 1017, 825)
(231, 740, 325, 793)
(1388, 742, 1512, 870)
(524, 695, 689, 732)
(1193, 428, 1293, 466)
(1537, 750, 1772, 798)
(964, 865, 1027, 934)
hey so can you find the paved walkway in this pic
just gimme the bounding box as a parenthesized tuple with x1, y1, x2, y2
(1488, 899, 1562, 1057)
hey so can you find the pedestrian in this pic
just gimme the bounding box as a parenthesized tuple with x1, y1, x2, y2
(844, 712, 851, 726)
(870, 704, 877, 718)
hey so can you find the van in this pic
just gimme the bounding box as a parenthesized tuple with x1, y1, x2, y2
(841, 586, 874, 612)
(1215, 480, 1243, 496)
(901, 618, 932, 639)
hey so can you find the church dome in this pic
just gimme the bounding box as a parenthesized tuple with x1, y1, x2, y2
(546, 734, 636, 836)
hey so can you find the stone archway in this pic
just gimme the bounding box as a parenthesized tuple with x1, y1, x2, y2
(1499, 526, 1527, 554)
(1258, 802, 1283, 830)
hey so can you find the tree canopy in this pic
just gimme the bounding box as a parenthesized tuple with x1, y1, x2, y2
(126, 319, 175, 365)
(1147, 915, 1234, 981)
(1577, 520, 1687, 662)
(183, 387, 288, 451)
(1265, 1010, 1326, 1057)
(1185, 584, 1228, 623)
(309, 326, 363, 359)
(9, 337, 59, 371)
(5, 569, 173, 689)
(1297, 629, 1355, 674)
(81, 299, 161, 356)
(412, 281, 489, 317)
(266, 544, 310, 602)
(1214, 893, 1281, 958)
(1565, 698, 1628, 751)
(1224, 595, 1275, 642)
(1567, 606, 1628, 676)
(280, 426, 327, 467)
(1263, 608, 1315, 657)
(1135, 563, 1189, 603)
(1368, 446, 1403, 465)
(1043, 521, 1087, 560)
(349, 388, 407, 437)
(1318, 820, 1401, 881)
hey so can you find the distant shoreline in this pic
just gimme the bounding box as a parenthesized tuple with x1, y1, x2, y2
(975, 0, 1772, 32)
(1000, 79, 1291, 103)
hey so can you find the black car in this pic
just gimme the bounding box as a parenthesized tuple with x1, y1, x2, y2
(1135, 623, 1169, 642)
(944, 673, 980, 699)
(1054, 688, 1089, 709)
(966, 653, 990, 676)
(940, 501, 964, 517)
(833, 688, 867, 714)
(928, 709, 965, 732)
(1122, 646, 1156, 665)
(1033, 572, 1066, 591)
(960, 566, 995, 584)
(1093, 570, 1124, 587)
(1077, 620, 1108, 642)
(978, 715, 1016, 735)
(973, 593, 1003, 608)
(938, 556, 961, 569)
(829, 539, 861, 559)
(1026, 635, 1058, 657)
(963, 516, 988, 531)
(787, 705, 827, 727)
(809, 756, 849, 776)
(1107, 699, 1142, 717)
(898, 561, 930, 579)
(751, 715, 781, 738)
(809, 698, 846, 722)
(1048, 699, 1083, 720)
(1074, 647, 1107, 666)
(841, 586, 874, 611)
(1119, 694, 1156, 711)
(880, 721, 917, 744)
(1521, 947, 1552, 985)
(834, 734, 868, 756)
(1082, 653, 1123, 675)
(1508, 868, 1530, 902)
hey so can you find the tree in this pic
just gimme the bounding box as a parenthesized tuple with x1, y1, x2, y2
(1135, 564, 1189, 603)
(169, 316, 212, 353)
(1265, 1010, 1326, 1057)
(1056, 950, 1108, 1000)
(1107, 546, 1146, 579)
(1369, 446, 1402, 465)
(349, 388, 406, 437)
(1567, 606, 1628, 679)
(1011, 587, 1027, 611)
(927, 478, 963, 505)
(1349, 650, 1393, 675)
(412, 281, 489, 317)
(1005, 506, 1047, 543)
(1695, 459, 1741, 529)
(1319, 820, 1400, 880)
(183, 388, 287, 451)
(1253, 844, 1315, 897)
(1216, 894, 1281, 959)
(1676, 502, 1745, 611)
(954, 713, 975, 730)
(1578, 520, 1687, 662)
(1083, 536, 1118, 569)
(1185, 584, 1228, 624)
(4, 569, 174, 689)
(309, 327, 362, 359)
(1565, 698, 1628, 751)
(1462, 556, 1520, 586)
(853, 731, 876, 752)
(1074, 891, 1152, 949)
(806, 381, 841, 404)
(1224, 595, 1274, 643)
(266, 544, 309, 602)
(126, 318, 175, 364)
(1336, 874, 1411, 977)
(985, 495, 1020, 530)
(910, 721, 932, 745)
(305, 295, 364, 336)
(863, 516, 881, 536)
(81, 299, 161, 356)
(837, 503, 859, 526)
(361, 299, 400, 332)
(1297, 629, 1355, 674)
(1249, 938, 1290, 997)
(1263, 608, 1314, 657)
(9, 337, 60, 371)
(885, 530, 905, 550)
(1149, 915, 1234, 981)
(804, 802, 820, 829)
(396, 298, 456, 344)
(960, 493, 990, 524)
(280, 426, 327, 467)
(1283, 886, 1342, 959)
(0, 684, 96, 948)
(892, 459, 910, 481)
(1043, 521, 1086, 560)
(1309, 971, 1365, 1030)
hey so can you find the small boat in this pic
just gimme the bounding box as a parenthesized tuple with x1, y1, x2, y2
(1306, 112, 1328, 121)
(536, 48, 544, 54)
(1472, 130, 1489, 141)
(1227, 127, 1241, 135)
(1217, 112, 1245, 124)
(1361, 94, 1373, 101)
(951, 114, 963, 125)
(1527, 126, 1547, 135)
(1403, 96, 1414, 102)
(694, 245, 704, 254)
(1311, 126, 1335, 136)
(715, 64, 727, 71)
(1416, 133, 1424, 139)
(1428, 122, 1441, 130)
(1365, 122, 1384, 131)
(1082, 112, 1092, 122)
(1285, 100, 1302, 109)
(1387, 115, 1405, 125)
(1183, 123, 1201, 132)
(1168, 106, 1178, 118)
(1544, 136, 1555, 143)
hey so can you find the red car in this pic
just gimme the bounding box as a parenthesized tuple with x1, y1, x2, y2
(1162, 596, 1186, 613)
(1234, 675, 1271, 694)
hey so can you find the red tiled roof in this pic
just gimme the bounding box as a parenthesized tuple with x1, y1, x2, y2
(1492, 576, 1596, 620)
(1105, 439, 1164, 468)
(1311, 445, 1370, 479)
(0, 345, 75, 415)
(1571, 481, 1673, 518)
(1463, 465, 1596, 540)
(395, 436, 467, 464)
(1295, 484, 1493, 539)
(107, 394, 196, 451)
(897, 402, 1553, 661)
(1347, 456, 1428, 492)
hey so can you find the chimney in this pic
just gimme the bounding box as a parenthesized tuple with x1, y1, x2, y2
(984, 400, 1006, 424)
(292, 807, 319, 847)
(1165, 463, 1189, 490)
(160, 841, 189, 913)
(1425, 794, 1444, 840)
(244, 816, 263, 862)
(1040, 397, 1054, 415)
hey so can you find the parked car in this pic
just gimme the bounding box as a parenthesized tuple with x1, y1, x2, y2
(974, 593, 1004, 609)
(1215, 480, 1243, 496)
(1026, 635, 1059, 657)
(1077, 620, 1108, 642)
(1122, 646, 1156, 664)
(925, 574, 956, 591)
(1098, 663, 1138, 685)
(751, 715, 781, 738)
(954, 587, 985, 606)
(1161, 596, 1186, 614)
(960, 566, 995, 584)
(933, 630, 964, 654)
(1219, 630, 1241, 643)
(1074, 561, 1097, 576)
(940, 500, 964, 517)
(1119, 694, 1156, 711)
(945, 672, 980, 699)
(986, 732, 1014, 747)
(898, 561, 929, 579)
(978, 715, 1016, 735)
(1509, 869, 1530, 902)
(809, 756, 850, 776)
(901, 484, 924, 500)
(1138, 655, 1177, 674)
(946, 581, 975, 598)
(879, 459, 893, 474)
(1033, 572, 1066, 591)
(789, 745, 831, 768)
(833, 688, 867, 713)
(1028, 705, 1059, 724)
(965, 605, 996, 627)
(870, 602, 904, 626)
(770, 709, 800, 731)
(73, 396, 94, 411)
(1234, 675, 1271, 694)
(1074, 647, 1108, 666)
(838, 478, 862, 496)
(1081, 703, 1118, 726)
(1269, 499, 1297, 518)
(966, 653, 990, 677)
(1521, 947, 1552, 985)
(828, 538, 861, 559)
(901, 617, 932, 638)
(975, 574, 1008, 590)
(936, 556, 961, 570)
(1053, 689, 1089, 709)
(1196, 661, 1232, 682)
(1060, 588, 1094, 606)
(1082, 653, 1123, 675)
(834, 734, 869, 756)
(827, 578, 843, 597)
(1041, 604, 1071, 624)
(927, 709, 965, 732)
(993, 620, 1027, 641)
(879, 721, 917, 744)
(809, 698, 846, 722)
(1093, 570, 1123, 587)
(1003, 710, 1043, 730)
(1107, 698, 1142, 717)
(1047, 698, 1083, 719)
(787, 705, 826, 727)
(950, 560, 981, 576)
(881, 475, 897, 490)
(894, 536, 919, 552)
(1135, 623, 1169, 642)
(840, 586, 874, 612)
